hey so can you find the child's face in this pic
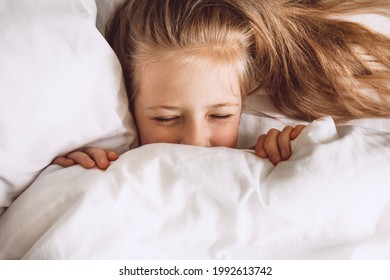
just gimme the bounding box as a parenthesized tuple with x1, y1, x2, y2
(133, 60, 242, 148)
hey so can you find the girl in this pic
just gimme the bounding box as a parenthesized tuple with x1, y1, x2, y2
(53, 0, 390, 169)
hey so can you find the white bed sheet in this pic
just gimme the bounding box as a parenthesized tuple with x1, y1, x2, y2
(0, 117, 389, 260)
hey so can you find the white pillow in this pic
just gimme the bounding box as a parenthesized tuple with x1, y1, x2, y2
(95, 0, 125, 34)
(0, 0, 137, 215)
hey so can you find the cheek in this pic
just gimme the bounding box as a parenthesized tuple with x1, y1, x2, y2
(136, 120, 179, 145)
(133, 111, 153, 145)
(210, 119, 240, 148)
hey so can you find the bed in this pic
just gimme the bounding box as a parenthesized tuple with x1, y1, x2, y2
(0, 0, 389, 260)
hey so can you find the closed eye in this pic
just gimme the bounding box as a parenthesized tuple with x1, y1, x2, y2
(154, 116, 180, 123)
(210, 114, 233, 120)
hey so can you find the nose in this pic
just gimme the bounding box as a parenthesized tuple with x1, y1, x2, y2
(179, 120, 210, 147)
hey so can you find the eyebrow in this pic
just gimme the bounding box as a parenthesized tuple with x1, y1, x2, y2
(209, 103, 240, 109)
(146, 103, 240, 111)
(146, 105, 181, 111)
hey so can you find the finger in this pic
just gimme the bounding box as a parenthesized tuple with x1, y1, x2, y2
(83, 147, 111, 170)
(277, 126, 294, 160)
(264, 128, 282, 165)
(106, 150, 119, 161)
(290, 125, 306, 139)
(52, 156, 76, 167)
(66, 151, 96, 169)
(254, 134, 268, 158)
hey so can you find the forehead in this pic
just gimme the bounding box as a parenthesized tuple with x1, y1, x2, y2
(136, 58, 242, 104)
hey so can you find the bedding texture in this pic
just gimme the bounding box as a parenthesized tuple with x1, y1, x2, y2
(1, 0, 390, 260)
(0, 0, 137, 215)
(0, 117, 389, 259)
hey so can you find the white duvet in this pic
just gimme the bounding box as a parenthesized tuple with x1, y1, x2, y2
(1, 117, 389, 260)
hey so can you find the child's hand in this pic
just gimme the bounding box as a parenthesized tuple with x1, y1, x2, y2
(254, 125, 306, 165)
(52, 147, 119, 170)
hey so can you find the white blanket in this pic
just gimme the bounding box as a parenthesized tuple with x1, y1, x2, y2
(1, 117, 389, 259)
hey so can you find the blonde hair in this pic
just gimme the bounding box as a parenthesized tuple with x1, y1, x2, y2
(106, 0, 390, 122)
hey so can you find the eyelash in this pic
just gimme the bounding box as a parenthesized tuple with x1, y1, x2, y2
(211, 114, 232, 120)
(154, 115, 233, 123)
(154, 117, 179, 122)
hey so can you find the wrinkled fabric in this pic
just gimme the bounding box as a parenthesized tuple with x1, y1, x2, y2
(0, 117, 389, 260)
